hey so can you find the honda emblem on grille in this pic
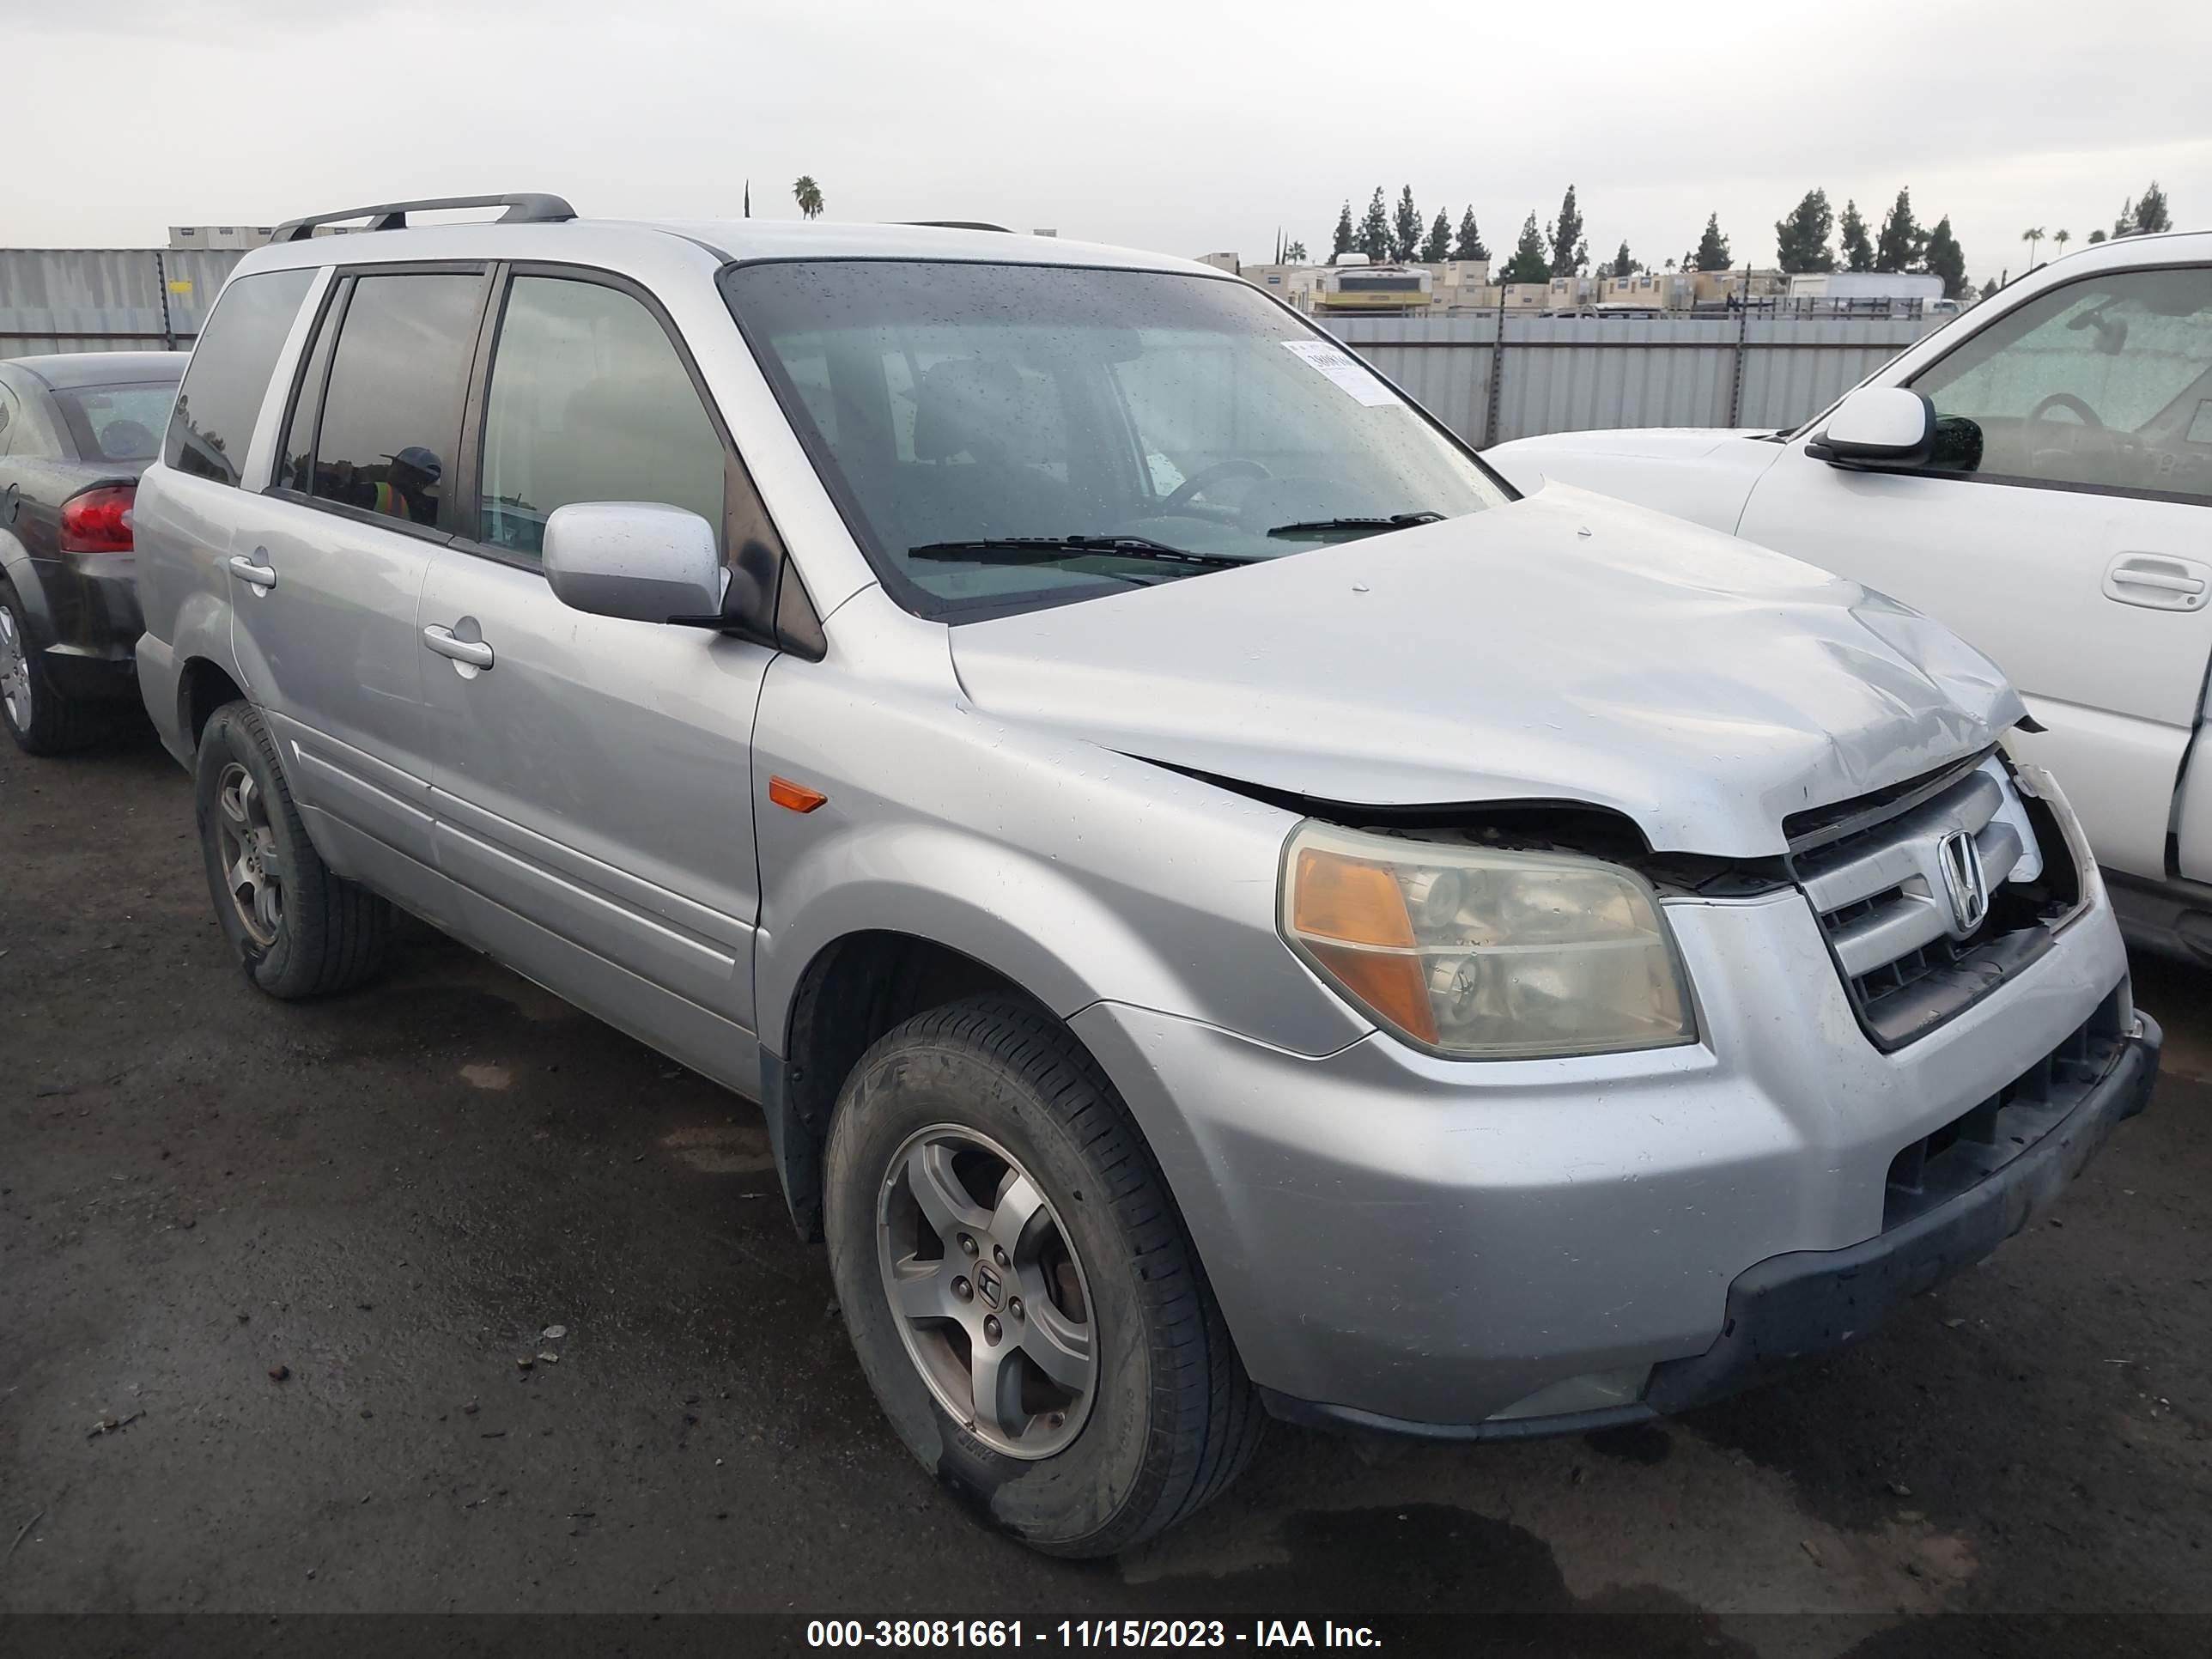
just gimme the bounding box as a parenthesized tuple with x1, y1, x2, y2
(1937, 829, 1990, 934)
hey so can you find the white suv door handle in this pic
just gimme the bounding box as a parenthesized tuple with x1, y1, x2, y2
(2104, 552, 2211, 611)
(422, 624, 494, 669)
(228, 554, 277, 587)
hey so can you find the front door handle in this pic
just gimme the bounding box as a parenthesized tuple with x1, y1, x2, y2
(422, 624, 494, 669)
(2105, 552, 2210, 611)
(227, 553, 277, 588)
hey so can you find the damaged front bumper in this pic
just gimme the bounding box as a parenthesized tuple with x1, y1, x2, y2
(1267, 1000, 2159, 1441)
(1072, 877, 2143, 1435)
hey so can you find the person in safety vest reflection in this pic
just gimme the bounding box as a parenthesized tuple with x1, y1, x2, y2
(329, 446, 442, 524)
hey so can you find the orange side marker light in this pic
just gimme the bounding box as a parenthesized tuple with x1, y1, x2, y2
(769, 775, 829, 814)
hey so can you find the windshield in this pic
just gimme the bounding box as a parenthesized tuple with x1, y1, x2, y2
(721, 260, 1510, 617)
(53, 380, 179, 463)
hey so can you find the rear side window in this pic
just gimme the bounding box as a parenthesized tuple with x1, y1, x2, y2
(476, 276, 726, 559)
(165, 268, 314, 485)
(304, 273, 485, 533)
(55, 383, 178, 463)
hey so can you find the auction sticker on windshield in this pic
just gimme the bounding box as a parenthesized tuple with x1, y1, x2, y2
(1279, 339, 1398, 406)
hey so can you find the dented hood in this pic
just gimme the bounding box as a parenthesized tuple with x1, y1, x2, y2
(948, 486, 2024, 858)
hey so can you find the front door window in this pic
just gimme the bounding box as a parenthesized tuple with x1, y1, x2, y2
(1909, 266, 2212, 501)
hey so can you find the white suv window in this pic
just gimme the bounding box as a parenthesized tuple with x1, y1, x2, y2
(1910, 265, 2212, 501)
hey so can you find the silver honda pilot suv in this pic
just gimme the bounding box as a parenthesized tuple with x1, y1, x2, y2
(132, 195, 2160, 1556)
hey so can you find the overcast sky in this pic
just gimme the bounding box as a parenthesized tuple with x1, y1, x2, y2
(9, 0, 2208, 283)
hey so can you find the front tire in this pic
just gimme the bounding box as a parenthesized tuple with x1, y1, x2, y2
(824, 997, 1262, 1556)
(194, 700, 392, 998)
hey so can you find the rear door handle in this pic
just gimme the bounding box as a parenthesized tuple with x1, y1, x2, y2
(227, 553, 277, 588)
(422, 624, 494, 669)
(2104, 552, 2210, 611)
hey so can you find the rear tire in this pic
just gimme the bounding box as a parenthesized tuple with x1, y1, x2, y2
(0, 580, 106, 757)
(824, 996, 1263, 1556)
(194, 700, 392, 998)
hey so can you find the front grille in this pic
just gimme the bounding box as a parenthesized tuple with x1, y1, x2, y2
(1881, 987, 2130, 1229)
(1789, 751, 2079, 1049)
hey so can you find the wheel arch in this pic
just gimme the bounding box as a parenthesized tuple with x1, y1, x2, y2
(766, 927, 1085, 1241)
(144, 569, 247, 769)
(0, 532, 54, 638)
(177, 655, 248, 758)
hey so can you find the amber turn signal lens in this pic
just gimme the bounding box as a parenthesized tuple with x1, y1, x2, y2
(1304, 940, 1439, 1044)
(768, 776, 829, 813)
(1291, 848, 1416, 946)
(1289, 848, 1437, 1043)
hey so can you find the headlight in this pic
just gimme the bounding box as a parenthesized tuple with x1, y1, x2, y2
(1279, 821, 1696, 1059)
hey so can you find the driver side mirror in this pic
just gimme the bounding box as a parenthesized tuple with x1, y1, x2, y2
(1807, 386, 1936, 468)
(544, 501, 751, 624)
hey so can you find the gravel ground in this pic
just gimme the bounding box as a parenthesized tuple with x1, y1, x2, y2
(3, 727, 2208, 1652)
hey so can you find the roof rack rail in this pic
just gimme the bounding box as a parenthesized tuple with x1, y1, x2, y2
(897, 221, 1012, 234)
(271, 193, 576, 243)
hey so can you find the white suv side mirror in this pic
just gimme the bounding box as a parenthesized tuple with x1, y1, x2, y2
(543, 501, 727, 624)
(1810, 386, 1936, 467)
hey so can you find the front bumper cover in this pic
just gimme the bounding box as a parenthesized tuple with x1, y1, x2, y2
(1267, 1009, 2160, 1441)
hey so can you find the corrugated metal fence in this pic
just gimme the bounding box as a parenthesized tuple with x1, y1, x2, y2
(2, 250, 1941, 446)
(0, 248, 247, 356)
(1324, 313, 1944, 447)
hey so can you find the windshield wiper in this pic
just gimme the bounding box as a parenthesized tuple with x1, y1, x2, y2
(908, 535, 1258, 569)
(1265, 511, 1446, 540)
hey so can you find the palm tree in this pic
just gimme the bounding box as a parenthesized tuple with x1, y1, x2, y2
(2021, 226, 2045, 267)
(793, 176, 824, 221)
(2052, 228, 2072, 258)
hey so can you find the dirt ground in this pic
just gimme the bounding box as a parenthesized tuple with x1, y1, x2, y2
(3, 727, 2208, 1653)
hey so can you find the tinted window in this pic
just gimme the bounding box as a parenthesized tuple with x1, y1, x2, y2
(477, 276, 726, 559)
(723, 261, 1507, 618)
(1911, 265, 2212, 501)
(273, 287, 341, 495)
(55, 382, 179, 462)
(165, 268, 314, 485)
(307, 273, 483, 532)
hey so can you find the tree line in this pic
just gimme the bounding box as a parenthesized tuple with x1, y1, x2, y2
(1771, 188, 1967, 296)
(1324, 188, 1494, 270)
(1313, 179, 2179, 301)
(2015, 183, 2172, 290)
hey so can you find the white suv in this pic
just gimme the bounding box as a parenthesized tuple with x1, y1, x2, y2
(1490, 233, 2212, 963)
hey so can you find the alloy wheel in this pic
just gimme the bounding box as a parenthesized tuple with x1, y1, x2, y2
(0, 605, 30, 732)
(215, 762, 284, 946)
(876, 1125, 1098, 1459)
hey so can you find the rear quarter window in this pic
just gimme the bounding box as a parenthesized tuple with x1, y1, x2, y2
(164, 268, 315, 485)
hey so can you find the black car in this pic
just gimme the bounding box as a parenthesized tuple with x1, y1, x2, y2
(0, 350, 185, 753)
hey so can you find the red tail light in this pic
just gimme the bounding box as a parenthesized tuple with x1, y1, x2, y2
(60, 484, 135, 553)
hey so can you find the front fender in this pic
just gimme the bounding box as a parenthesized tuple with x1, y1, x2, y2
(749, 641, 1373, 1064)
(757, 821, 1232, 1052)
(1486, 431, 1780, 536)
